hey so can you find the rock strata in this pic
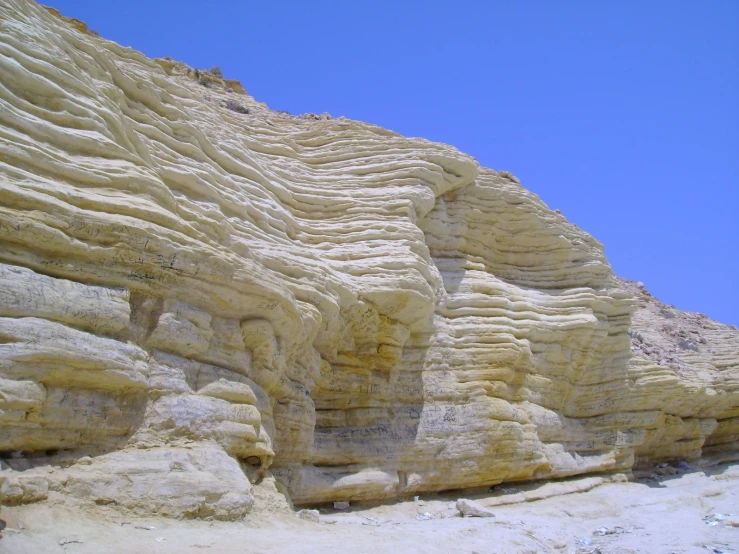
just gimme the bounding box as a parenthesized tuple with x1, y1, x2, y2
(0, 0, 737, 519)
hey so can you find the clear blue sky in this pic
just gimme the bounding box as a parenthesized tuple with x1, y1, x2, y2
(46, 1, 738, 326)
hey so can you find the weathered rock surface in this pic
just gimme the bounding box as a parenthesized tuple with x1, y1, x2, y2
(456, 499, 495, 518)
(618, 279, 739, 465)
(296, 508, 320, 523)
(0, 0, 737, 519)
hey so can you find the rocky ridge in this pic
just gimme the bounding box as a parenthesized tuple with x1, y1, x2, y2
(0, 0, 737, 519)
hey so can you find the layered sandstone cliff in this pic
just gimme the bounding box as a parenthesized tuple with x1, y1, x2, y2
(1, 0, 737, 519)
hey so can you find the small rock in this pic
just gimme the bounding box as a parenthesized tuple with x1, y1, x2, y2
(155, 537, 166, 542)
(333, 501, 350, 510)
(59, 538, 84, 546)
(297, 509, 320, 523)
(724, 516, 739, 527)
(456, 499, 495, 518)
(415, 512, 433, 521)
(135, 525, 156, 530)
(703, 513, 729, 526)
(593, 525, 626, 536)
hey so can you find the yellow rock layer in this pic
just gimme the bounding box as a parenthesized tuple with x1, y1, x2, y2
(0, 0, 736, 518)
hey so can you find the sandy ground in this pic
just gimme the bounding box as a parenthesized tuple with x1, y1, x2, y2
(2, 463, 738, 554)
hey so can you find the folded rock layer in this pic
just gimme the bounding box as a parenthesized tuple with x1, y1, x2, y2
(0, 0, 737, 518)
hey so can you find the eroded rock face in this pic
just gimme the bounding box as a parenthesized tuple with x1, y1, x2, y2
(618, 279, 739, 465)
(0, 0, 737, 518)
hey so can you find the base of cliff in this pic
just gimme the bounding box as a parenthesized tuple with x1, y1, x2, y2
(3, 461, 738, 554)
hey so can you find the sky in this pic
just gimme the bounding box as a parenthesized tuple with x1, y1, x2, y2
(47, 0, 739, 326)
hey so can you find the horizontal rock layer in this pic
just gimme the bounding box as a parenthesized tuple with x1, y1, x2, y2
(0, 0, 737, 517)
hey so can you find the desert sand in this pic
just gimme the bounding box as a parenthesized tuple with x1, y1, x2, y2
(2, 461, 738, 554)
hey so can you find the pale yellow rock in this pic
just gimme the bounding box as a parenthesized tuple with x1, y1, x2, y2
(0, 377, 46, 410)
(0, 262, 130, 335)
(199, 378, 258, 405)
(0, 0, 737, 520)
(147, 300, 214, 358)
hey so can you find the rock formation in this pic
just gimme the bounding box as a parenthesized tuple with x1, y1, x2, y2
(0, 0, 737, 519)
